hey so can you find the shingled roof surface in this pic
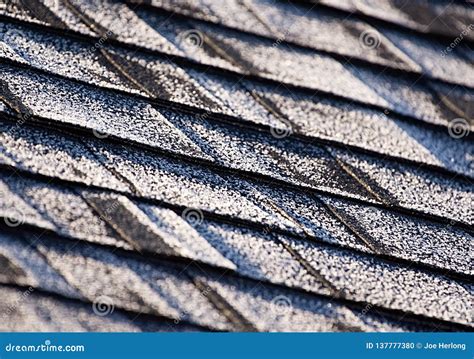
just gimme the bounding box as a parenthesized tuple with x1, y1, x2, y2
(0, 0, 472, 332)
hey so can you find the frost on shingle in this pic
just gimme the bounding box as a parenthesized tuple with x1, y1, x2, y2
(258, 188, 368, 249)
(88, 141, 299, 231)
(34, 235, 233, 330)
(428, 82, 474, 127)
(321, 196, 474, 275)
(0, 232, 80, 299)
(331, 148, 474, 225)
(0, 176, 55, 231)
(193, 220, 329, 294)
(281, 236, 472, 325)
(192, 22, 385, 106)
(381, 27, 474, 88)
(249, 84, 474, 177)
(234, 0, 415, 69)
(133, 7, 241, 71)
(64, 0, 181, 54)
(0, 0, 471, 333)
(0, 0, 67, 29)
(1, 174, 130, 249)
(137, 202, 236, 269)
(2, 20, 471, 178)
(81, 191, 236, 269)
(200, 273, 432, 332)
(142, 0, 417, 71)
(0, 120, 130, 191)
(0, 22, 141, 94)
(0, 65, 211, 161)
(0, 284, 201, 332)
(103, 47, 228, 112)
(347, 65, 454, 127)
(320, 0, 474, 41)
(186, 69, 285, 129)
(0, 19, 226, 110)
(163, 110, 374, 200)
(148, 0, 269, 35)
(134, 7, 388, 106)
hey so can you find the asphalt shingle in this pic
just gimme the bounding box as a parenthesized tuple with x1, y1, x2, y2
(281, 235, 472, 325)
